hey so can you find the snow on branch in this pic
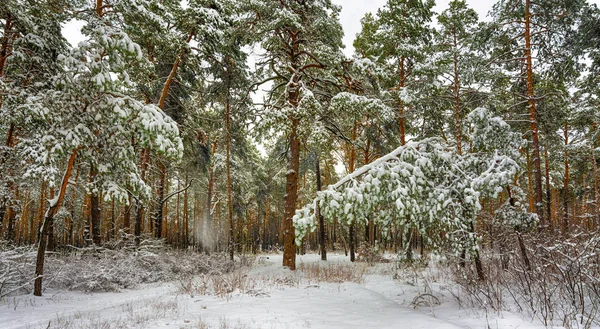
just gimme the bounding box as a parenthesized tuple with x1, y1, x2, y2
(294, 108, 525, 254)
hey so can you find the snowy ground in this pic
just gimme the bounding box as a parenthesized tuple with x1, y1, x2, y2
(1, 253, 553, 329)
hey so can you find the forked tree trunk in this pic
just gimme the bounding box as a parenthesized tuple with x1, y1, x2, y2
(34, 149, 78, 296)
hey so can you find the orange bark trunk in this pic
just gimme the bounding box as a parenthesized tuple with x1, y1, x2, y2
(524, 0, 544, 226)
(34, 148, 79, 296)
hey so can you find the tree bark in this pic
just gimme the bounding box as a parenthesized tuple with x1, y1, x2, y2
(544, 146, 552, 227)
(226, 91, 235, 261)
(349, 121, 358, 262)
(0, 12, 14, 79)
(398, 57, 406, 146)
(90, 164, 102, 245)
(315, 156, 327, 261)
(283, 117, 300, 270)
(562, 124, 570, 235)
(134, 149, 149, 246)
(452, 27, 462, 155)
(46, 189, 55, 251)
(123, 193, 131, 233)
(153, 161, 166, 238)
(204, 141, 217, 250)
(524, 0, 545, 226)
(183, 175, 189, 248)
(34, 148, 78, 296)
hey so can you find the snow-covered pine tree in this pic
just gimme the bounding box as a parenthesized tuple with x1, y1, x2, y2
(0, 0, 70, 241)
(294, 107, 523, 280)
(483, 0, 588, 228)
(246, 0, 344, 270)
(26, 0, 182, 296)
(375, 0, 435, 146)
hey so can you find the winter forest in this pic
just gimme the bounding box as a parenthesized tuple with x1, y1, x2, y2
(1, 0, 600, 328)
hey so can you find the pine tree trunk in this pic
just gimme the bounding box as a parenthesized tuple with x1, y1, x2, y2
(67, 166, 79, 245)
(226, 93, 235, 261)
(263, 192, 269, 250)
(364, 140, 375, 246)
(1, 123, 17, 240)
(524, 0, 545, 226)
(283, 117, 300, 270)
(562, 143, 569, 235)
(90, 164, 102, 245)
(205, 141, 217, 250)
(21, 192, 29, 244)
(398, 57, 406, 146)
(4, 186, 17, 241)
(282, 30, 303, 270)
(163, 176, 169, 239)
(134, 149, 149, 246)
(588, 123, 600, 229)
(183, 175, 189, 248)
(124, 193, 131, 233)
(0, 12, 14, 79)
(34, 149, 78, 296)
(544, 147, 552, 227)
(315, 157, 327, 261)
(348, 121, 358, 262)
(175, 179, 180, 245)
(153, 161, 166, 238)
(46, 189, 55, 251)
(452, 27, 462, 155)
(517, 231, 532, 272)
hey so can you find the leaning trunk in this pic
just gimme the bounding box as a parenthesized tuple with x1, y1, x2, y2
(34, 149, 78, 296)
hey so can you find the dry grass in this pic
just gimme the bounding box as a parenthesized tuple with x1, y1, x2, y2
(35, 296, 181, 329)
(297, 262, 366, 284)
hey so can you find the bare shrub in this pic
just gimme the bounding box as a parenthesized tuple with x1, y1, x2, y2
(0, 245, 37, 297)
(356, 243, 389, 265)
(298, 262, 366, 284)
(0, 239, 234, 297)
(454, 229, 600, 329)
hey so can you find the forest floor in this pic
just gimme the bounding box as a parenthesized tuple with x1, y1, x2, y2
(1, 252, 552, 329)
